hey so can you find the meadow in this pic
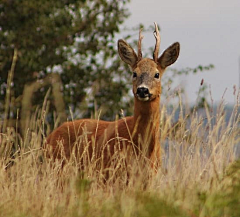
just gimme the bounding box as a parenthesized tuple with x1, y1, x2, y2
(0, 95, 240, 217)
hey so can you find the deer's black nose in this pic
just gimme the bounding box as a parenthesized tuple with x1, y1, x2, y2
(137, 87, 149, 98)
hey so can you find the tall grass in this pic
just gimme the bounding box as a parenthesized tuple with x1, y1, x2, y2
(0, 94, 239, 217)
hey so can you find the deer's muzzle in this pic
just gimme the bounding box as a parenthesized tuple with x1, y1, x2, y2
(136, 87, 152, 101)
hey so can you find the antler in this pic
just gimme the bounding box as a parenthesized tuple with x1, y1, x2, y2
(153, 22, 161, 62)
(137, 28, 144, 61)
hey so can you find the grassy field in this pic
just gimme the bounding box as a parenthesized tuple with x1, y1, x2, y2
(0, 98, 240, 217)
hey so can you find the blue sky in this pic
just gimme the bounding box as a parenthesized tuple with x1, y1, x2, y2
(123, 0, 240, 104)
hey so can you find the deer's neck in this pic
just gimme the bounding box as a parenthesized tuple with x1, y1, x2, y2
(132, 96, 160, 156)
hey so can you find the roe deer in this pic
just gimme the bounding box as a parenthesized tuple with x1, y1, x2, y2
(45, 23, 180, 174)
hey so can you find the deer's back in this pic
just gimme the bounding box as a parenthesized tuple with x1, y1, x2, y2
(46, 117, 135, 160)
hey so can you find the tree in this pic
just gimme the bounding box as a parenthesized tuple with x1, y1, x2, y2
(0, 0, 131, 134)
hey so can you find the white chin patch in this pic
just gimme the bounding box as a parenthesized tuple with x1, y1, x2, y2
(138, 96, 149, 101)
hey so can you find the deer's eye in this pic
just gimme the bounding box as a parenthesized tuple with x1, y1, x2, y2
(154, 73, 159, 79)
(133, 72, 137, 78)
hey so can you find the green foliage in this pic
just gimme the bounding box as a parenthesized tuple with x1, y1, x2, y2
(75, 174, 92, 193)
(200, 160, 240, 217)
(0, 0, 131, 120)
(134, 193, 188, 217)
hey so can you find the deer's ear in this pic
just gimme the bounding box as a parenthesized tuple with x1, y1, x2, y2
(158, 42, 180, 69)
(118, 39, 138, 68)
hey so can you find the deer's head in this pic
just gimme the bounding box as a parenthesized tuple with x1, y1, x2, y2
(118, 23, 180, 102)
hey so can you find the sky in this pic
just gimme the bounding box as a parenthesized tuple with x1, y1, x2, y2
(123, 0, 240, 104)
